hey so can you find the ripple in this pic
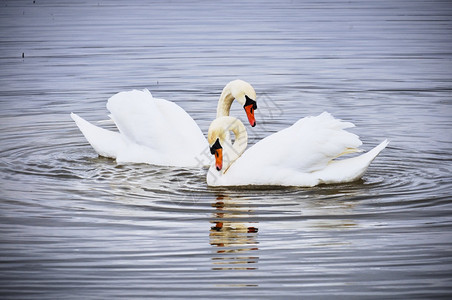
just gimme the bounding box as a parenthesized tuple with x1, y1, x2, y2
(2, 119, 450, 226)
(1, 0, 452, 297)
(364, 151, 451, 207)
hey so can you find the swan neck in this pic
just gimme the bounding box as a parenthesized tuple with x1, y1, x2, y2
(223, 119, 248, 172)
(216, 85, 235, 118)
(217, 86, 234, 118)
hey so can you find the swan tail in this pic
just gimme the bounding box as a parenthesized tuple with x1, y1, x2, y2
(71, 113, 123, 159)
(363, 139, 389, 163)
(317, 139, 389, 184)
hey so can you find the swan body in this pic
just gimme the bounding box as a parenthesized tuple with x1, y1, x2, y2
(207, 112, 389, 187)
(71, 90, 207, 166)
(71, 80, 257, 167)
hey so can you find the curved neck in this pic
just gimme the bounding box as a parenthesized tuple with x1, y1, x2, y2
(216, 84, 235, 118)
(222, 118, 248, 173)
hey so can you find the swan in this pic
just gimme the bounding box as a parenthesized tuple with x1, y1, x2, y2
(206, 113, 389, 187)
(71, 80, 257, 167)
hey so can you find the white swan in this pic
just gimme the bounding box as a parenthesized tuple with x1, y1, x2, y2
(206, 113, 389, 187)
(71, 80, 257, 167)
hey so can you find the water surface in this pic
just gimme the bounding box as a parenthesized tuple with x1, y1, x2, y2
(1, 0, 452, 298)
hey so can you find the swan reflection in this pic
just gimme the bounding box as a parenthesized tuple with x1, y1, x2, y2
(210, 195, 258, 271)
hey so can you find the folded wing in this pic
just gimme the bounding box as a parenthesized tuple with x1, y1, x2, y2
(238, 112, 362, 173)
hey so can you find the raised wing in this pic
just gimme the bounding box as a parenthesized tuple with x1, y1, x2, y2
(106, 89, 207, 155)
(237, 112, 362, 174)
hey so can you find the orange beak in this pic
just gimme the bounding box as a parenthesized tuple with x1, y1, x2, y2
(215, 148, 223, 171)
(244, 104, 256, 127)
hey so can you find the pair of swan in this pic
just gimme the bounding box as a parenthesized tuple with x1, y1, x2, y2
(71, 80, 257, 167)
(71, 80, 388, 187)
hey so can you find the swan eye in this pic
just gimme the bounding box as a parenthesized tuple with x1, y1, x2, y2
(210, 138, 222, 155)
(244, 95, 257, 110)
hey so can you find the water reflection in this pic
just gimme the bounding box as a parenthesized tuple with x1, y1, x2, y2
(210, 195, 259, 271)
(299, 196, 359, 233)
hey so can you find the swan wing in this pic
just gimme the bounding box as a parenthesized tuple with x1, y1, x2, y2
(240, 112, 362, 172)
(106, 89, 208, 165)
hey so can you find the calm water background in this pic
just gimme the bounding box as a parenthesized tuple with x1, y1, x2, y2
(1, 0, 452, 298)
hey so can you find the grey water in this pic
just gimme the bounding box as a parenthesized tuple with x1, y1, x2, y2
(1, 0, 452, 298)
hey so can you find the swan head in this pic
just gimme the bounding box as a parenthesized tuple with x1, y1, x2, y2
(208, 116, 248, 172)
(227, 80, 257, 127)
(208, 119, 229, 171)
(209, 138, 223, 171)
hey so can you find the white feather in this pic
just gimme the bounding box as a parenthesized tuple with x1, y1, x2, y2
(71, 80, 257, 167)
(72, 89, 208, 167)
(207, 113, 388, 187)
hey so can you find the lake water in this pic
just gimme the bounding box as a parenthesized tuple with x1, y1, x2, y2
(1, 0, 451, 298)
